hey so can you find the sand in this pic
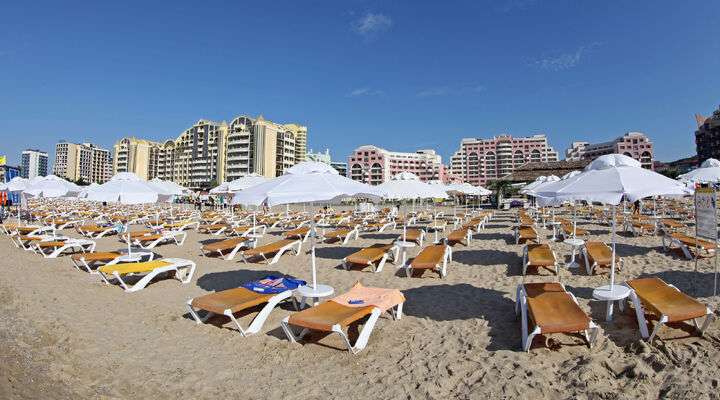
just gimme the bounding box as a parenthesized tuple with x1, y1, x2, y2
(2, 208, 720, 399)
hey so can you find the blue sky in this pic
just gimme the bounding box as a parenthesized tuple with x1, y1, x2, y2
(1, 0, 718, 166)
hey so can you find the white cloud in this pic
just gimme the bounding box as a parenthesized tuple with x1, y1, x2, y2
(346, 88, 384, 97)
(417, 84, 485, 98)
(352, 12, 393, 38)
(533, 43, 601, 71)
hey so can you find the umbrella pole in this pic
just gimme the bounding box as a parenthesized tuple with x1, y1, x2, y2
(611, 205, 616, 289)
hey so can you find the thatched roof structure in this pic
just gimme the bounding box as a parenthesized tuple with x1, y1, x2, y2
(501, 160, 590, 183)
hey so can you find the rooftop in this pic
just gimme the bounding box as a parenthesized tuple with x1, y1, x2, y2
(502, 159, 590, 183)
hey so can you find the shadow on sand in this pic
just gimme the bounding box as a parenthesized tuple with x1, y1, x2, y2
(401, 284, 518, 351)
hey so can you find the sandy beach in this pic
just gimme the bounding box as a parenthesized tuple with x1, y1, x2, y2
(1, 208, 719, 399)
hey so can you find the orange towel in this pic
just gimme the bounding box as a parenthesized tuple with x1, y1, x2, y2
(331, 282, 405, 312)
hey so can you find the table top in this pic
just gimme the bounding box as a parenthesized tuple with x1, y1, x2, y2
(296, 284, 334, 298)
(592, 284, 632, 301)
(564, 238, 585, 247)
(395, 241, 417, 248)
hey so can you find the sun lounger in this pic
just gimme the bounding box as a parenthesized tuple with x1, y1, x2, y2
(558, 222, 588, 240)
(201, 237, 256, 260)
(657, 219, 685, 234)
(281, 283, 404, 354)
(71, 251, 123, 273)
(238, 239, 302, 264)
(97, 257, 196, 292)
(227, 224, 267, 237)
(624, 218, 656, 237)
(514, 225, 538, 244)
(11, 235, 45, 250)
(32, 238, 96, 258)
(583, 241, 622, 275)
(198, 223, 230, 235)
(132, 230, 187, 249)
(363, 220, 396, 232)
(187, 276, 305, 336)
(662, 232, 717, 260)
(515, 282, 599, 351)
(398, 229, 425, 247)
(625, 277, 715, 343)
(446, 227, 472, 247)
(77, 224, 122, 238)
(522, 243, 559, 276)
(323, 226, 360, 245)
(406, 244, 452, 278)
(283, 226, 311, 242)
(163, 220, 199, 231)
(342, 243, 397, 272)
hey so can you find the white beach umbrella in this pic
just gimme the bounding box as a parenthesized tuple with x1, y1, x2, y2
(23, 175, 80, 198)
(149, 178, 184, 196)
(375, 172, 449, 200)
(6, 177, 29, 192)
(226, 173, 269, 192)
(678, 158, 720, 184)
(77, 182, 100, 199)
(232, 161, 382, 291)
(209, 182, 230, 194)
(87, 172, 163, 204)
(232, 162, 382, 207)
(536, 154, 689, 288)
(519, 176, 547, 195)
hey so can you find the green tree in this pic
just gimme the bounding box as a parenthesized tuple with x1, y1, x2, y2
(488, 180, 511, 209)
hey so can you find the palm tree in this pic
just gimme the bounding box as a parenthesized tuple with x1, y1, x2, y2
(488, 179, 511, 209)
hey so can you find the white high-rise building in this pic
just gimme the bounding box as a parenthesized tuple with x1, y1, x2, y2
(21, 149, 48, 179)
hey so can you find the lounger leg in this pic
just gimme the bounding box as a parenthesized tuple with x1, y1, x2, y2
(336, 308, 382, 354)
(375, 254, 388, 273)
(244, 292, 292, 335)
(626, 287, 650, 339)
(648, 315, 668, 343)
(280, 317, 299, 343)
(186, 300, 212, 324)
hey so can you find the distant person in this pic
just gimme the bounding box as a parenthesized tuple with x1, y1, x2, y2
(633, 200, 641, 215)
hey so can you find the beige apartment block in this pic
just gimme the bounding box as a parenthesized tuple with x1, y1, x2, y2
(54, 141, 112, 184)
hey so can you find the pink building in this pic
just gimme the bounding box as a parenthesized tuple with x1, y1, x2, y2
(565, 131, 654, 169)
(449, 134, 559, 186)
(347, 145, 445, 185)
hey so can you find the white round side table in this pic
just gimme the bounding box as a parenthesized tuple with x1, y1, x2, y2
(563, 238, 585, 269)
(296, 284, 334, 308)
(592, 284, 631, 322)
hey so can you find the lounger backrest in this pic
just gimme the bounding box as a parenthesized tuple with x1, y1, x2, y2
(411, 245, 446, 269)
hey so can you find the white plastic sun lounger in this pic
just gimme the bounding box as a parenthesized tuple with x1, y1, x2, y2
(187, 288, 298, 337)
(97, 257, 196, 293)
(33, 238, 96, 258)
(239, 239, 302, 265)
(280, 293, 404, 354)
(132, 230, 187, 249)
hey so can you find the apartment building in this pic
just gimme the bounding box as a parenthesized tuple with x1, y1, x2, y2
(347, 145, 445, 185)
(53, 142, 112, 184)
(113, 137, 162, 180)
(448, 134, 559, 186)
(564, 131, 654, 169)
(21, 149, 49, 179)
(695, 107, 720, 164)
(112, 114, 307, 188)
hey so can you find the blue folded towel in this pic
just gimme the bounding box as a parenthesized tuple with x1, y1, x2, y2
(241, 275, 306, 294)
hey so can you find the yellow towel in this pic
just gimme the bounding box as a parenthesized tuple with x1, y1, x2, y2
(98, 260, 172, 275)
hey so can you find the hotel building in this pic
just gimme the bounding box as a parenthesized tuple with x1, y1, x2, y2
(20, 149, 49, 179)
(113, 114, 307, 189)
(53, 142, 112, 184)
(695, 107, 720, 164)
(564, 131, 654, 169)
(449, 134, 559, 186)
(347, 146, 445, 185)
